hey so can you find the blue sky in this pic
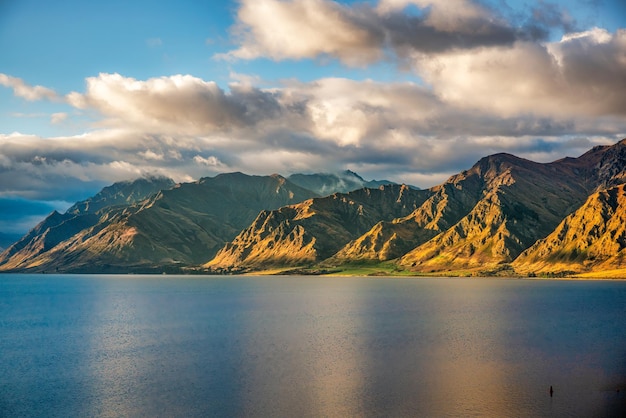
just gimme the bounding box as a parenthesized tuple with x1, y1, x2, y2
(1, 0, 625, 236)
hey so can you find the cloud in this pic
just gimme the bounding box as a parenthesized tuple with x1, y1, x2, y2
(51, 112, 68, 124)
(220, 0, 385, 66)
(219, 0, 554, 65)
(416, 28, 626, 118)
(2, 71, 622, 207)
(193, 155, 227, 168)
(3, 19, 626, 208)
(0, 73, 60, 101)
(66, 73, 286, 135)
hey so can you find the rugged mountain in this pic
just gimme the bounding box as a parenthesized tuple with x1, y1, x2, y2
(287, 170, 402, 196)
(207, 185, 430, 270)
(513, 184, 626, 275)
(3, 140, 625, 276)
(0, 173, 318, 273)
(210, 139, 626, 274)
(330, 166, 486, 262)
(397, 153, 595, 272)
(0, 176, 174, 271)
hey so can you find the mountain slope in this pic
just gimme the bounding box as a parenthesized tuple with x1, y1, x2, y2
(3, 140, 625, 275)
(330, 165, 486, 261)
(0, 173, 318, 273)
(207, 139, 626, 274)
(513, 184, 626, 275)
(398, 153, 599, 272)
(0, 176, 174, 271)
(207, 185, 431, 270)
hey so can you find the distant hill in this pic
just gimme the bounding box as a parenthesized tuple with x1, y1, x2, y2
(0, 175, 175, 272)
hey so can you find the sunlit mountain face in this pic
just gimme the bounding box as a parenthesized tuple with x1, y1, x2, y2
(2, 139, 626, 277)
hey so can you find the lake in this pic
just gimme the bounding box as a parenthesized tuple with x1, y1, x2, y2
(1, 275, 625, 417)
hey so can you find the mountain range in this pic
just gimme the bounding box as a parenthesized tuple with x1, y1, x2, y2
(2, 139, 626, 277)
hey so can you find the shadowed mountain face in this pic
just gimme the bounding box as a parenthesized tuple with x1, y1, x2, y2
(2, 140, 626, 276)
(0, 176, 175, 272)
(0, 173, 317, 273)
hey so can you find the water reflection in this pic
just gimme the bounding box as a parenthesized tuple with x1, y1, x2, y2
(236, 277, 367, 416)
(1, 275, 624, 417)
(416, 279, 525, 416)
(84, 276, 249, 417)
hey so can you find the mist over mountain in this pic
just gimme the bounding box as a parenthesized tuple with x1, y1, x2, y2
(287, 170, 409, 196)
(2, 142, 626, 277)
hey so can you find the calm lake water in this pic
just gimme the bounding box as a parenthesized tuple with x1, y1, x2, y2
(1, 275, 625, 417)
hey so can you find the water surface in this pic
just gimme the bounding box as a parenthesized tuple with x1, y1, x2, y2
(1, 275, 625, 417)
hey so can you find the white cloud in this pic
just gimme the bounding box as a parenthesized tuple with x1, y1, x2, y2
(0, 73, 60, 101)
(416, 29, 626, 118)
(220, 0, 528, 65)
(193, 155, 226, 168)
(220, 0, 384, 66)
(138, 150, 165, 161)
(51, 112, 68, 124)
(66, 73, 285, 135)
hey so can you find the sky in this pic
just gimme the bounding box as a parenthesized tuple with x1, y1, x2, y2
(1, 0, 625, 236)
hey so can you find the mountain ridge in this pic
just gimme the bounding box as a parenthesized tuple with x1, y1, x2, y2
(2, 142, 626, 277)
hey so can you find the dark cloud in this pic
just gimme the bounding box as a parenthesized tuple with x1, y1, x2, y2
(223, 0, 575, 66)
(379, 9, 518, 54)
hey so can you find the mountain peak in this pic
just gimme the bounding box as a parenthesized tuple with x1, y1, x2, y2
(342, 170, 365, 181)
